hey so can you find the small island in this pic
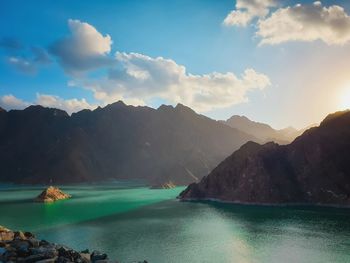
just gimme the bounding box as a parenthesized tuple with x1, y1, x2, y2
(35, 186, 71, 202)
(151, 181, 176, 189)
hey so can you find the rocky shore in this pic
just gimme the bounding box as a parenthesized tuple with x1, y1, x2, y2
(0, 226, 148, 263)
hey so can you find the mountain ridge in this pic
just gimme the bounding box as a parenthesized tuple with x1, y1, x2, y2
(222, 115, 309, 144)
(0, 101, 257, 185)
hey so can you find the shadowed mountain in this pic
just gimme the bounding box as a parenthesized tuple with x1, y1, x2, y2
(0, 102, 256, 185)
(222, 115, 308, 144)
(180, 110, 350, 206)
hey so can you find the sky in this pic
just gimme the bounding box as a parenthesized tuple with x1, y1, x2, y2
(1, 0, 350, 129)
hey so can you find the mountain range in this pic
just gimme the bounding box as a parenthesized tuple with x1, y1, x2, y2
(221, 115, 310, 144)
(0, 102, 256, 185)
(179, 110, 350, 206)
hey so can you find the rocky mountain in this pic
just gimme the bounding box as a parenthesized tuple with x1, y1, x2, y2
(179, 110, 350, 206)
(222, 115, 305, 144)
(0, 102, 256, 185)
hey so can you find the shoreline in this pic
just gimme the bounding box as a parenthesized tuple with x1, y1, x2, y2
(179, 197, 350, 209)
(0, 226, 148, 263)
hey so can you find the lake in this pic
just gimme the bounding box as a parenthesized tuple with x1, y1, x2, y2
(1, 184, 350, 263)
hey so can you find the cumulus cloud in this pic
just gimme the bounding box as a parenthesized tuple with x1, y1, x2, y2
(0, 94, 97, 114)
(223, 0, 277, 26)
(257, 1, 350, 45)
(49, 19, 113, 74)
(71, 52, 271, 112)
(35, 94, 97, 114)
(0, 94, 30, 110)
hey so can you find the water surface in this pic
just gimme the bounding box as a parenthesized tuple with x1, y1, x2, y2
(1, 184, 350, 263)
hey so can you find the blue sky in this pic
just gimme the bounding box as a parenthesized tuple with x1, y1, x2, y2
(1, 0, 350, 129)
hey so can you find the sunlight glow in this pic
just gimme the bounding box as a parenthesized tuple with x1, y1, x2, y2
(339, 87, 350, 110)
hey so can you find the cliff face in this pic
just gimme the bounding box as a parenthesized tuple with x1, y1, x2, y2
(0, 102, 255, 185)
(180, 110, 350, 206)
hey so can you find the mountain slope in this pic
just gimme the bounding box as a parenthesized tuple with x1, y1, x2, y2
(223, 115, 304, 144)
(179, 110, 350, 206)
(0, 102, 256, 185)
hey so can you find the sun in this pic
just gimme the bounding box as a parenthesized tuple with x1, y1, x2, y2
(339, 87, 350, 110)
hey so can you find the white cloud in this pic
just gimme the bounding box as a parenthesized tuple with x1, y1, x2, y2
(36, 94, 97, 114)
(257, 1, 350, 45)
(49, 19, 113, 74)
(0, 94, 30, 109)
(0, 94, 97, 114)
(71, 52, 271, 112)
(223, 0, 277, 27)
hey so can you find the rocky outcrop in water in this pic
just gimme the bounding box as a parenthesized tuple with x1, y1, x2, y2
(151, 181, 176, 189)
(0, 226, 148, 263)
(180, 110, 350, 206)
(35, 186, 71, 202)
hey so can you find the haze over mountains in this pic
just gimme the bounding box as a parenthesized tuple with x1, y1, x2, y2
(222, 115, 310, 144)
(0, 102, 257, 185)
(180, 110, 350, 206)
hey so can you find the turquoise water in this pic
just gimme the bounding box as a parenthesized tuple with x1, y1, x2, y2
(1, 184, 350, 263)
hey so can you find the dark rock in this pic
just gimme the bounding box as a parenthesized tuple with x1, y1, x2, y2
(58, 246, 83, 262)
(39, 240, 50, 246)
(12, 240, 30, 257)
(28, 238, 40, 248)
(14, 231, 27, 240)
(91, 251, 107, 262)
(35, 258, 57, 263)
(24, 232, 35, 239)
(0, 247, 7, 255)
(20, 254, 50, 263)
(180, 110, 350, 206)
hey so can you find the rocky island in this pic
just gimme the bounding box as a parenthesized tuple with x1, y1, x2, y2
(35, 186, 71, 202)
(179, 110, 350, 206)
(151, 181, 176, 189)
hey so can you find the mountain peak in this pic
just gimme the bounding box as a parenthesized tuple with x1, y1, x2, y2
(321, 110, 350, 126)
(175, 103, 196, 114)
(0, 107, 6, 113)
(227, 115, 251, 122)
(157, 104, 174, 111)
(223, 114, 303, 144)
(105, 100, 127, 109)
(22, 105, 69, 117)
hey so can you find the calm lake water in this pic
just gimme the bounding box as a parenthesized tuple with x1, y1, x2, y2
(1, 184, 350, 263)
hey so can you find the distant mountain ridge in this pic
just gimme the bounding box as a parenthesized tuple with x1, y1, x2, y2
(222, 115, 309, 144)
(180, 110, 350, 206)
(0, 101, 256, 185)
